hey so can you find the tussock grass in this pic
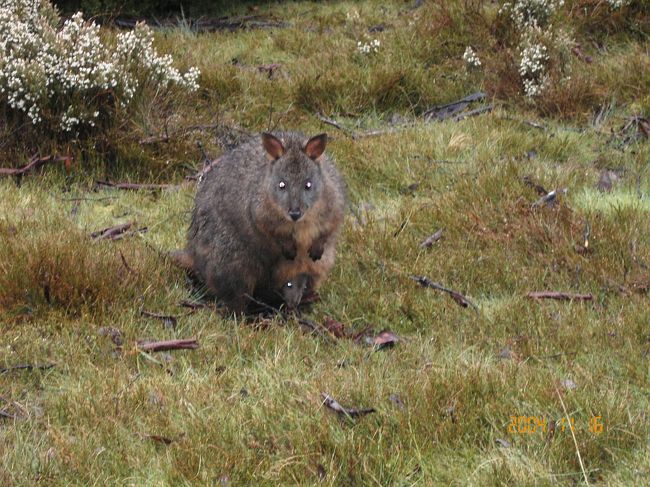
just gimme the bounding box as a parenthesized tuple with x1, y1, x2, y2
(1, 1, 649, 485)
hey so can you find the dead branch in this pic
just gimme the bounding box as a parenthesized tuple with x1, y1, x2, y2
(315, 113, 357, 138)
(422, 92, 486, 122)
(137, 339, 199, 353)
(0, 155, 71, 177)
(409, 275, 478, 310)
(321, 393, 376, 418)
(419, 228, 444, 248)
(527, 291, 593, 301)
(90, 222, 134, 240)
(185, 156, 223, 182)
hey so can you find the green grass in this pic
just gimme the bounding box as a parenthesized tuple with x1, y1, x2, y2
(1, 1, 649, 485)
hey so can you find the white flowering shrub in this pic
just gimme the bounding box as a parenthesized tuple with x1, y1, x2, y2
(0, 0, 199, 136)
(463, 46, 482, 67)
(519, 42, 549, 97)
(499, 0, 565, 30)
(357, 39, 380, 55)
(496, 0, 569, 98)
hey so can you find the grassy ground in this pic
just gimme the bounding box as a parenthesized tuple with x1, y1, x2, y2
(1, 1, 649, 485)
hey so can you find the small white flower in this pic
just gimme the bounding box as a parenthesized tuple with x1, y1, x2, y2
(356, 38, 380, 55)
(463, 46, 481, 67)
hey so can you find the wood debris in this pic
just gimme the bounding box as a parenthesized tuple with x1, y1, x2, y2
(137, 339, 199, 353)
(321, 393, 376, 418)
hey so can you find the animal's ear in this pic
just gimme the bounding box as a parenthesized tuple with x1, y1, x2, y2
(304, 133, 327, 160)
(261, 133, 285, 160)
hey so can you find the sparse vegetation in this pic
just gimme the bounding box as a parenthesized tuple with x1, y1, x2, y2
(1, 1, 648, 485)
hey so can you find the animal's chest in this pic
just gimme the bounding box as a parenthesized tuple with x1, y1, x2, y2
(293, 221, 322, 251)
(276, 218, 322, 251)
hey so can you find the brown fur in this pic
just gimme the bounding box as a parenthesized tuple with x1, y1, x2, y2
(171, 248, 316, 310)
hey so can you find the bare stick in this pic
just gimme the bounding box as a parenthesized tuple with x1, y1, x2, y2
(137, 339, 199, 352)
(321, 393, 375, 418)
(0, 155, 70, 177)
(90, 222, 133, 240)
(315, 113, 357, 138)
(410, 275, 478, 310)
(185, 156, 223, 182)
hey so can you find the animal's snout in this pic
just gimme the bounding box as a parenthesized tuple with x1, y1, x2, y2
(289, 209, 302, 221)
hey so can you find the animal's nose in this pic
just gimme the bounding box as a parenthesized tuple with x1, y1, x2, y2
(289, 209, 301, 221)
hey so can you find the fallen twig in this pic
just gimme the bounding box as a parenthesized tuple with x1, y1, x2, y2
(419, 228, 444, 248)
(0, 154, 71, 177)
(185, 156, 223, 182)
(527, 291, 593, 301)
(315, 113, 357, 138)
(137, 338, 199, 353)
(409, 275, 478, 310)
(422, 92, 486, 122)
(90, 222, 142, 241)
(179, 299, 210, 310)
(321, 393, 376, 418)
(0, 363, 56, 374)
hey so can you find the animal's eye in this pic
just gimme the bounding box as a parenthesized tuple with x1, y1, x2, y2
(286, 282, 292, 288)
(305, 181, 312, 190)
(278, 181, 286, 190)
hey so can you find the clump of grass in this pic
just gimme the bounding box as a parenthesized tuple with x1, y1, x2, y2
(0, 183, 173, 321)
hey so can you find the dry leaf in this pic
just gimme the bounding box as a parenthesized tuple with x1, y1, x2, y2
(322, 317, 345, 338)
(367, 329, 400, 349)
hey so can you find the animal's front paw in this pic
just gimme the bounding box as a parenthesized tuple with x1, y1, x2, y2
(281, 241, 297, 260)
(308, 242, 324, 261)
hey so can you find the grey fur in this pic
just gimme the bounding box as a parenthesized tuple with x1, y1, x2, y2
(186, 132, 346, 313)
